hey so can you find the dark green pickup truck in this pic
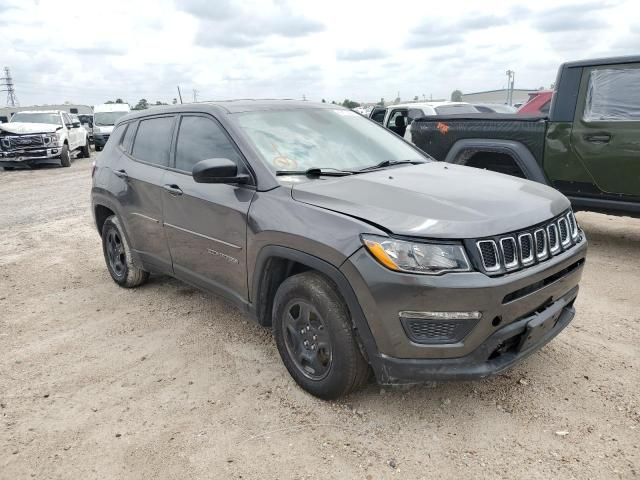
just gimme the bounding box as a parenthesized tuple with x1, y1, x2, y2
(407, 56, 640, 217)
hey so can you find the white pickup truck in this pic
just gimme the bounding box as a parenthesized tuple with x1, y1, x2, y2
(0, 110, 89, 169)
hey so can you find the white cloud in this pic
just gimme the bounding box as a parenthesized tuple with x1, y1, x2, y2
(1, 0, 638, 106)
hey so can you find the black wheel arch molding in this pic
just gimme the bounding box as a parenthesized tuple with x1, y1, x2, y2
(249, 244, 383, 376)
(444, 138, 549, 185)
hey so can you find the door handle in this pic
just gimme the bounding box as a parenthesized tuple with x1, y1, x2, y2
(113, 169, 128, 179)
(584, 133, 611, 144)
(163, 184, 183, 196)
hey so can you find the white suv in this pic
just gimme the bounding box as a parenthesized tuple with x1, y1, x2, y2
(0, 110, 89, 168)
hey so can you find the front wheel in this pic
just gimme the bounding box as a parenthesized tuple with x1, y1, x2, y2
(101, 215, 149, 288)
(273, 271, 369, 399)
(59, 144, 71, 167)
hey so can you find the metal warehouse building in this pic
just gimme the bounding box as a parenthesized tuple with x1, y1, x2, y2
(461, 89, 537, 106)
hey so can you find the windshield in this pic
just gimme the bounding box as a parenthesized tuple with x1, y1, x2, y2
(435, 104, 479, 115)
(94, 111, 127, 126)
(234, 108, 427, 172)
(11, 112, 62, 125)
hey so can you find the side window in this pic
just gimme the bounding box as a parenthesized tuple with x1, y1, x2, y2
(110, 124, 127, 146)
(584, 66, 640, 121)
(131, 116, 175, 167)
(371, 109, 385, 124)
(121, 122, 137, 153)
(387, 109, 407, 128)
(175, 115, 242, 173)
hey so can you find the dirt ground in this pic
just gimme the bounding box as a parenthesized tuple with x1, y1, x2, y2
(1, 156, 638, 480)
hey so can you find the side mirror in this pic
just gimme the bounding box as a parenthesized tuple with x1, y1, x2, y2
(192, 158, 250, 184)
(72, 122, 81, 128)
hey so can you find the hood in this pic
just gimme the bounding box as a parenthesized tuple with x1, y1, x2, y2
(0, 122, 60, 135)
(290, 163, 570, 239)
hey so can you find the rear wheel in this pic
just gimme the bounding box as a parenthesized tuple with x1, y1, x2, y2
(101, 215, 149, 288)
(273, 271, 369, 399)
(80, 138, 90, 158)
(60, 144, 71, 167)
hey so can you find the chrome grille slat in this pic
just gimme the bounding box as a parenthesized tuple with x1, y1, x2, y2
(500, 237, 518, 270)
(477, 240, 500, 272)
(558, 218, 570, 247)
(534, 228, 548, 260)
(476, 211, 580, 275)
(518, 233, 534, 265)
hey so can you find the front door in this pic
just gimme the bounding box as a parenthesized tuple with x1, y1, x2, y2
(570, 63, 640, 196)
(161, 114, 255, 303)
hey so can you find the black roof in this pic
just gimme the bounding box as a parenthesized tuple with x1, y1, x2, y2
(562, 55, 640, 69)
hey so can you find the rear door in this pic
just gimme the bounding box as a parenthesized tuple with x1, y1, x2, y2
(162, 113, 255, 303)
(570, 63, 640, 196)
(116, 115, 176, 273)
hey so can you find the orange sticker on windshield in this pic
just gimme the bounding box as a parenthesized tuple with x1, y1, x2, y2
(436, 122, 449, 135)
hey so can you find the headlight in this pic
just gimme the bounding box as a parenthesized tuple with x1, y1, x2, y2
(43, 133, 58, 146)
(361, 234, 471, 275)
(93, 126, 101, 134)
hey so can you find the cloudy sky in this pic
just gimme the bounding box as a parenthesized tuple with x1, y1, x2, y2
(1, 0, 638, 106)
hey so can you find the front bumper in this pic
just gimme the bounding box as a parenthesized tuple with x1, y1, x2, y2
(93, 134, 109, 148)
(340, 235, 587, 382)
(378, 287, 577, 383)
(0, 147, 63, 166)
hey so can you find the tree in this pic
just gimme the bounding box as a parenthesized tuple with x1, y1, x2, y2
(413, 95, 419, 101)
(105, 100, 115, 104)
(341, 99, 361, 109)
(377, 97, 385, 106)
(331, 100, 337, 105)
(451, 90, 463, 102)
(133, 99, 149, 110)
(172, 98, 178, 105)
(115, 98, 124, 104)
(321, 98, 326, 103)
(154, 100, 168, 105)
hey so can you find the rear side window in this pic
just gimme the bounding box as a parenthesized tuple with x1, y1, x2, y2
(121, 122, 137, 153)
(110, 124, 126, 146)
(370, 109, 385, 123)
(175, 115, 241, 173)
(584, 67, 640, 121)
(131, 116, 175, 166)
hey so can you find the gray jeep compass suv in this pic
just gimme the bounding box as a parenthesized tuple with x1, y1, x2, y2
(91, 101, 587, 399)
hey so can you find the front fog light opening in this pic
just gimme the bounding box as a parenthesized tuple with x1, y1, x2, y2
(399, 311, 481, 344)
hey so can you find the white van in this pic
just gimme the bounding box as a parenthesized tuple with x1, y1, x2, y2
(93, 103, 131, 151)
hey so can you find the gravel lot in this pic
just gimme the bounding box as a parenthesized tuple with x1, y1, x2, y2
(1, 156, 638, 479)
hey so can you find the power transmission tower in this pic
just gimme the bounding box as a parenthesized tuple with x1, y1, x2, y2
(1, 67, 19, 107)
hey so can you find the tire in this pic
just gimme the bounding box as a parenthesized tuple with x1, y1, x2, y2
(80, 138, 90, 158)
(101, 215, 149, 288)
(273, 271, 369, 399)
(60, 144, 71, 167)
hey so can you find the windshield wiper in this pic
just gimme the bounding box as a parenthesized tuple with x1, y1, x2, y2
(356, 159, 426, 172)
(276, 167, 353, 177)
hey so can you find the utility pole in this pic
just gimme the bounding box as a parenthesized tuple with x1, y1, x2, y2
(1, 67, 19, 107)
(177, 86, 183, 104)
(192, 89, 199, 102)
(505, 70, 515, 105)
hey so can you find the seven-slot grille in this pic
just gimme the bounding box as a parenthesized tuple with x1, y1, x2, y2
(475, 211, 581, 275)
